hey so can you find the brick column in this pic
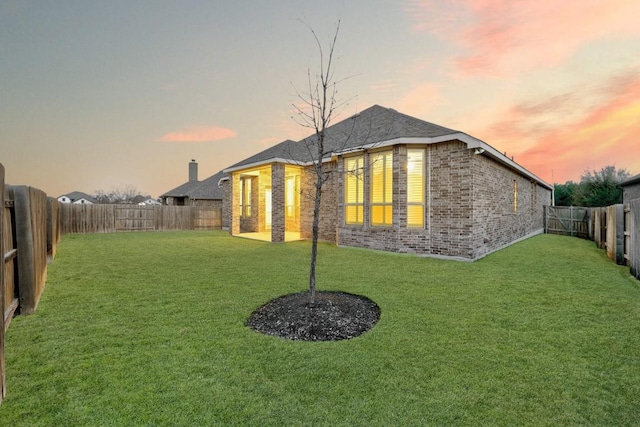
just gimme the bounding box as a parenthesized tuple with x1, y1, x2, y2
(230, 173, 240, 236)
(271, 163, 285, 243)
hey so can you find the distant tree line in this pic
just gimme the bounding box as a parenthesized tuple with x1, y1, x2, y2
(554, 165, 630, 207)
(94, 185, 155, 204)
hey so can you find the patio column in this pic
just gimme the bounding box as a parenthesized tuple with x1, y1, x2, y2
(231, 173, 240, 236)
(271, 163, 285, 243)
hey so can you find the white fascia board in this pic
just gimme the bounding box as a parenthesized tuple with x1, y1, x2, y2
(477, 144, 552, 190)
(334, 133, 482, 156)
(334, 132, 551, 189)
(223, 157, 303, 173)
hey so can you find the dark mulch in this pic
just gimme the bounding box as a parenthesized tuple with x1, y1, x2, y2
(246, 291, 381, 341)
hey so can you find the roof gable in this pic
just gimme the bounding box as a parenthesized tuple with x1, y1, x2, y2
(225, 105, 458, 171)
(59, 191, 97, 203)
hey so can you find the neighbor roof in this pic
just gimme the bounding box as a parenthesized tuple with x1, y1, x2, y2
(161, 170, 227, 200)
(621, 173, 640, 187)
(59, 191, 96, 203)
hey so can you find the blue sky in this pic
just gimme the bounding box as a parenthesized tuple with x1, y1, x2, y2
(2, 0, 639, 197)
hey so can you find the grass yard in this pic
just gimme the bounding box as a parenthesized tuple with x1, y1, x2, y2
(1, 231, 639, 426)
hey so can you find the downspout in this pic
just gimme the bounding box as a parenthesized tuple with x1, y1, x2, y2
(427, 145, 432, 234)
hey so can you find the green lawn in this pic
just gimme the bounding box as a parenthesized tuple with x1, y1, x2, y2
(1, 231, 639, 426)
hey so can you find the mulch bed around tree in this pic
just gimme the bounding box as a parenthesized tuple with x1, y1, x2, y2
(246, 291, 381, 341)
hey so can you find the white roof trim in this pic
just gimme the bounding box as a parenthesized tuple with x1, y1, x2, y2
(224, 133, 552, 189)
(223, 157, 308, 173)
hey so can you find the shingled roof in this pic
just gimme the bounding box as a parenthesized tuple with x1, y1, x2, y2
(224, 104, 551, 189)
(225, 105, 458, 171)
(161, 170, 226, 200)
(621, 173, 640, 187)
(59, 191, 97, 203)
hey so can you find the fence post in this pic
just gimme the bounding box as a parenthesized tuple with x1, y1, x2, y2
(630, 200, 640, 280)
(0, 163, 5, 402)
(544, 205, 548, 233)
(615, 204, 625, 265)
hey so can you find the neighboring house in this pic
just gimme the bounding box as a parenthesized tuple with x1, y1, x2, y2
(133, 196, 162, 206)
(222, 104, 552, 261)
(57, 191, 96, 204)
(160, 161, 228, 226)
(621, 174, 640, 202)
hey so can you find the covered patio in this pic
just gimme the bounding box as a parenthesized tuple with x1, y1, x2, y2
(228, 162, 304, 243)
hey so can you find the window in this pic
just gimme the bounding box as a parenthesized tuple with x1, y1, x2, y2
(370, 151, 393, 226)
(241, 177, 252, 217)
(344, 156, 364, 224)
(530, 182, 536, 214)
(407, 149, 425, 227)
(285, 175, 300, 218)
(513, 179, 518, 212)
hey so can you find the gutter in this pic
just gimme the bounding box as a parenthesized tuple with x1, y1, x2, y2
(223, 133, 552, 190)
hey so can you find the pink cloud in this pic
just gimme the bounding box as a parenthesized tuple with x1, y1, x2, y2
(405, 0, 640, 77)
(393, 83, 442, 119)
(481, 70, 640, 183)
(158, 126, 237, 143)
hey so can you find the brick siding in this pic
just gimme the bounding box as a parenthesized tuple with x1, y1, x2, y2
(225, 140, 551, 261)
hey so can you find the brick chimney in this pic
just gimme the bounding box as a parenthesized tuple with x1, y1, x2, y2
(189, 159, 198, 182)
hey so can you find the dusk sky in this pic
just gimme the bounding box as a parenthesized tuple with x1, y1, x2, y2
(2, 1, 639, 198)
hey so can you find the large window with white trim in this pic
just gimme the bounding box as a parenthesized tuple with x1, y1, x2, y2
(345, 156, 364, 224)
(407, 149, 425, 227)
(370, 151, 393, 226)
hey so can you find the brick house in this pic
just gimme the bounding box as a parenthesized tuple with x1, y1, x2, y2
(223, 105, 552, 260)
(161, 160, 227, 208)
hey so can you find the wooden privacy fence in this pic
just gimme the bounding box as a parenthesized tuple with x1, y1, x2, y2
(544, 206, 592, 239)
(59, 204, 222, 234)
(628, 200, 640, 280)
(545, 204, 640, 280)
(0, 163, 62, 404)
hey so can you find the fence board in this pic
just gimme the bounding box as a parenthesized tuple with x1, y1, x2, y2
(0, 163, 5, 402)
(10, 186, 49, 315)
(59, 204, 221, 234)
(630, 199, 640, 280)
(115, 205, 155, 232)
(593, 208, 606, 249)
(544, 206, 590, 238)
(606, 204, 625, 265)
(192, 206, 222, 230)
(47, 198, 61, 261)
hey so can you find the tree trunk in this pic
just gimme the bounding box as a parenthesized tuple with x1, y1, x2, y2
(308, 165, 323, 305)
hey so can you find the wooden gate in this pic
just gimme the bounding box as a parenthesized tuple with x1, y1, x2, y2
(544, 206, 591, 238)
(115, 206, 155, 232)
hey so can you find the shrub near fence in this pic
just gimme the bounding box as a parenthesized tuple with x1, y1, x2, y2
(59, 203, 222, 234)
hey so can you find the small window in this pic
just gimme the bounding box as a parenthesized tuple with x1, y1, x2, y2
(513, 179, 518, 212)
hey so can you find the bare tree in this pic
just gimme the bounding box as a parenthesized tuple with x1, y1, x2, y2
(291, 21, 349, 304)
(94, 185, 148, 204)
